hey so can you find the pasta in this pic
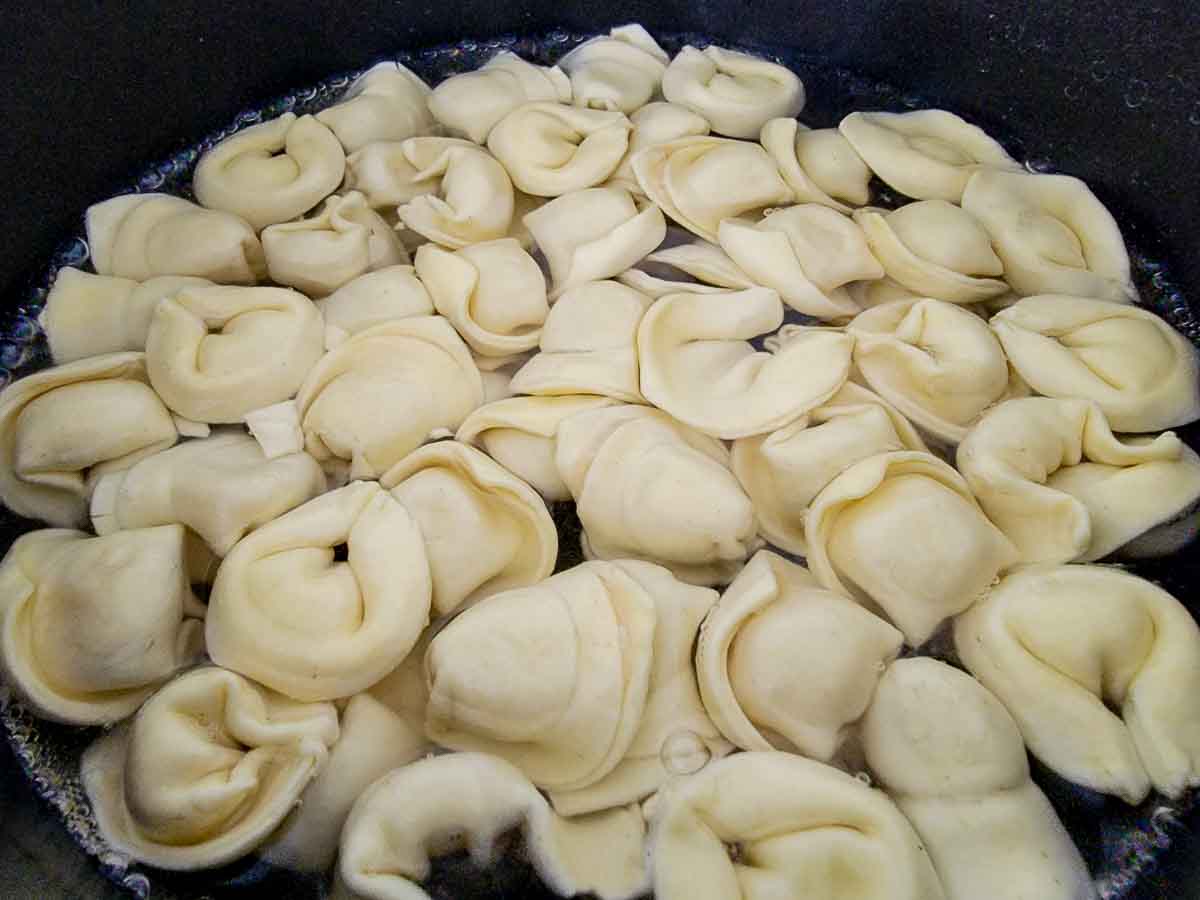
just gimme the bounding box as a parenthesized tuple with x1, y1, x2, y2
(607, 101, 711, 195)
(559, 24, 669, 113)
(316, 61, 434, 152)
(315, 265, 434, 347)
(341, 140, 441, 208)
(760, 117, 872, 212)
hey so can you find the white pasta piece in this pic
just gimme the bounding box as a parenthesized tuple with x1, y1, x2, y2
(650, 751, 945, 900)
(0, 352, 178, 527)
(806, 450, 1018, 646)
(86, 193, 264, 283)
(956, 397, 1200, 563)
(839, 109, 1019, 202)
(295, 316, 483, 480)
(661, 45, 804, 139)
(632, 136, 793, 242)
(637, 287, 854, 438)
(81, 666, 339, 870)
(862, 658, 1096, 900)
(473, 350, 534, 403)
(428, 50, 572, 144)
(192, 113, 345, 230)
(244, 401, 304, 458)
(560, 24, 669, 113)
(718, 204, 884, 318)
(962, 168, 1137, 302)
(144, 284, 325, 423)
(316, 62, 434, 153)
(760, 117, 871, 212)
(696, 550, 902, 759)
(854, 200, 1008, 303)
(991, 294, 1200, 432)
(845, 275, 923, 310)
(338, 753, 648, 900)
(206, 481, 432, 701)
(342, 140, 441, 208)
(626, 238, 756, 297)
(607, 101, 711, 195)
(315, 265, 434, 346)
(956, 565, 1200, 803)
(731, 381, 927, 554)
(0, 525, 205, 725)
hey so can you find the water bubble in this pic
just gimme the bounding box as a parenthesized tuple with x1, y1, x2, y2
(1090, 59, 1109, 82)
(1124, 79, 1149, 109)
(1063, 83, 1081, 101)
(855, 771, 873, 786)
(660, 730, 711, 776)
(121, 873, 150, 899)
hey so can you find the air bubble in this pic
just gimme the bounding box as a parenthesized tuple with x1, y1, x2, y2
(855, 771, 873, 786)
(121, 873, 150, 899)
(660, 730, 711, 776)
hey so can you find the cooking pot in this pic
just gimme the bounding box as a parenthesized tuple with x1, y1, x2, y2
(1, 1, 1199, 898)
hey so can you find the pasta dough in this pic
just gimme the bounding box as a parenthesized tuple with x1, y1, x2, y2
(316, 62, 434, 152)
(760, 117, 872, 212)
(341, 140, 441, 209)
(620, 238, 755, 297)
(608, 101, 711, 195)
(559, 24, 669, 113)
(315, 265, 434, 347)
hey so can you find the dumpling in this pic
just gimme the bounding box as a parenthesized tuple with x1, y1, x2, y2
(718, 204, 884, 318)
(395, 137, 515, 248)
(414, 238, 548, 358)
(555, 404, 757, 585)
(427, 50, 572, 144)
(838, 109, 1019, 202)
(89, 431, 326, 557)
(262, 191, 407, 296)
(560, 24, 669, 113)
(192, 112, 345, 230)
(206, 481, 432, 701)
(731, 382, 927, 555)
(956, 397, 1200, 563)
(144, 284, 325, 424)
(338, 753, 648, 900)
(522, 186, 666, 298)
(342, 140, 441, 209)
(316, 62, 434, 152)
(650, 751, 945, 900)
(862, 658, 1096, 900)
(295, 316, 483, 480)
(661, 45, 804, 139)
(81, 666, 339, 870)
(761, 117, 873, 212)
(632, 136, 793, 242)
(0, 525, 204, 725)
(509, 280, 650, 401)
(854, 200, 1008, 303)
(619, 238, 755, 297)
(696, 550, 903, 760)
(607, 102, 711, 196)
(845, 276, 923, 310)
(40, 268, 211, 363)
(456, 395, 620, 500)
(315, 265, 434, 347)
(487, 103, 632, 196)
(806, 450, 1018, 646)
(86, 193, 264, 283)
(990, 294, 1200, 433)
(379, 440, 557, 617)
(847, 298, 1027, 443)
(962, 168, 1136, 302)
(637, 287, 854, 438)
(425, 561, 656, 792)
(0, 352, 178, 527)
(474, 350, 534, 403)
(956, 565, 1200, 803)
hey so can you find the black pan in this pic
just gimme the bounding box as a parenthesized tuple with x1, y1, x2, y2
(1, 2, 1199, 899)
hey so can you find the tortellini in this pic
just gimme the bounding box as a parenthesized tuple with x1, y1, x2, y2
(89, 431, 326, 557)
(413, 238, 548, 358)
(620, 238, 754, 297)
(731, 381, 927, 555)
(607, 101, 711, 195)
(854, 200, 1009, 303)
(144, 284, 325, 424)
(338, 753, 648, 900)
(718, 204, 884, 318)
(315, 61, 434, 152)
(650, 751, 946, 900)
(81, 666, 339, 870)
(862, 658, 1096, 900)
(379, 440, 557, 617)
(315, 265, 434, 347)
(261, 191, 407, 296)
(86, 193, 264, 284)
(637, 287, 854, 438)
(555, 404, 757, 585)
(696, 550, 902, 760)
(0, 352, 178, 527)
(487, 102, 632, 196)
(559, 24, 669, 113)
(962, 168, 1137, 302)
(294, 316, 483, 480)
(192, 112, 346, 230)
(847, 298, 1027, 443)
(956, 397, 1200, 563)
(341, 140, 440, 208)
(661, 45, 804, 139)
(839, 109, 1019, 202)
(956, 565, 1200, 803)
(806, 450, 1018, 646)
(760, 117, 872, 212)
(990, 294, 1200, 433)
(206, 481, 433, 701)
(632, 136, 793, 242)
(0, 525, 205, 725)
